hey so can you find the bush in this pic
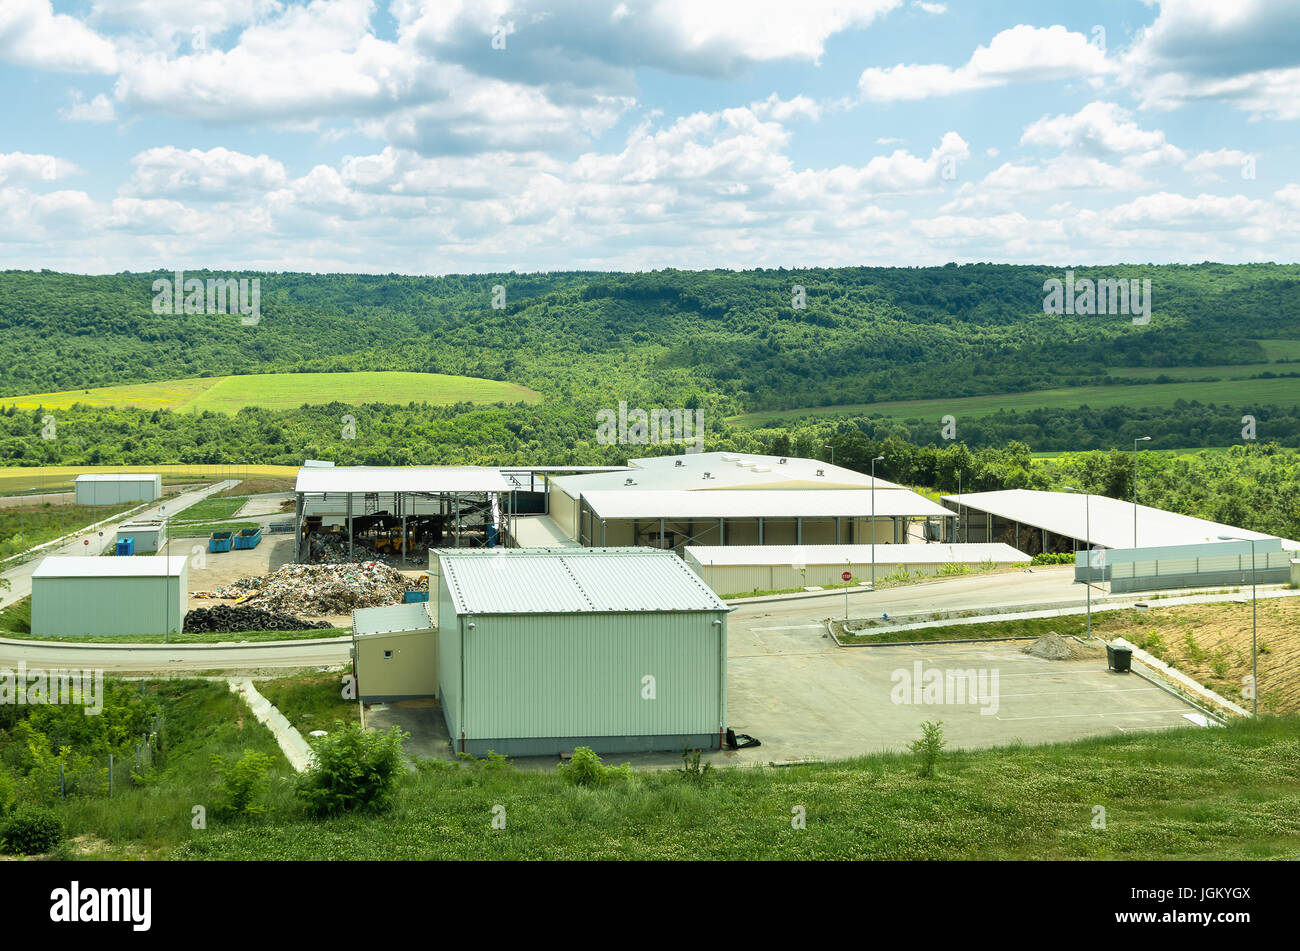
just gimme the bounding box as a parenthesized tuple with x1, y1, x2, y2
(1, 806, 63, 855)
(0, 769, 15, 817)
(296, 723, 407, 817)
(1030, 552, 1076, 566)
(909, 721, 946, 779)
(676, 748, 713, 784)
(558, 746, 631, 788)
(212, 750, 274, 818)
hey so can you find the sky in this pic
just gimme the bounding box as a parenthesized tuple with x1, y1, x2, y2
(1, 0, 1299, 274)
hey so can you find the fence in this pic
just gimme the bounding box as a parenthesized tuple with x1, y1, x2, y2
(1079, 549, 1293, 594)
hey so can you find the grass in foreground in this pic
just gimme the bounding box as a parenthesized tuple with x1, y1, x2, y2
(257, 673, 360, 733)
(166, 715, 1300, 860)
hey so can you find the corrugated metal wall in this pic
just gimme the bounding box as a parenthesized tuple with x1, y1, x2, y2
(436, 573, 462, 737)
(31, 570, 185, 636)
(459, 611, 725, 742)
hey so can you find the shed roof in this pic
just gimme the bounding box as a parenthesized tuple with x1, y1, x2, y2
(581, 488, 951, 520)
(75, 473, 160, 483)
(942, 489, 1296, 550)
(296, 465, 510, 495)
(550, 452, 903, 496)
(33, 555, 187, 578)
(353, 602, 434, 636)
(437, 547, 730, 614)
(684, 542, 1029, 566)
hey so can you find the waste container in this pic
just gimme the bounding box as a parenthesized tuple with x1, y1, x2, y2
(1106, 643, 1133, 673)
(208, 531, 233, 553)
(115, 537, 135, 556)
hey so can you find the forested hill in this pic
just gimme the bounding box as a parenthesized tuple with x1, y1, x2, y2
(3, 264, 1299, 417)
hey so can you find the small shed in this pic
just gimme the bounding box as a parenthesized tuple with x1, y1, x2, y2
(352, 602, 439, 702)
(114, 519, 167, 553)
(31, 555, 187, 637)
(75, 473, 161, 506)
(434, 547, 730, 757)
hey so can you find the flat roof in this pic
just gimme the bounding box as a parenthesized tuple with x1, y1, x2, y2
(551, 452, 904, 496)
(437, 547, 730, 614)
(296, 465, 510, 495)
(353, 602, 434, 636)
(75, 473, 160, 482)
(581, 488, 952, 520)
(33, 555, 187, 578)
(509, 514, 581, 548)
(684, 542, 1030, 566)
(942, 489, 1295, 550)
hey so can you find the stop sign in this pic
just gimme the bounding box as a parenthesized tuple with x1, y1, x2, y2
(83, 539, 89, 546)
(842, 571, 852, 581)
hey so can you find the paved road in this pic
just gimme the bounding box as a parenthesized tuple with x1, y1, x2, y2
(0, 479, 240, 609)
(0, 636, 349, 672)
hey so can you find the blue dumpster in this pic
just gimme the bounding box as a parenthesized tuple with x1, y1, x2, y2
(208, 531, 233, 553)
(233, 527, 262, 550)
(403, 590, 429, 603)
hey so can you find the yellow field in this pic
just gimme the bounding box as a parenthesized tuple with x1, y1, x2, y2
(0, 464, 297, 495)
(0, 371, 541, 414)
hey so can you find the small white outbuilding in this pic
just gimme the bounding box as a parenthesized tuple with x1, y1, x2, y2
(74, 473, 161, 506)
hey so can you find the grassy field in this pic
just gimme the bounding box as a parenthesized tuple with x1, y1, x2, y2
(167, 714, 1299, 860)
(731, 376, 1300, 426)
(171, 497, 248, 524)
(0, 370, 541, 414)
(257, 672, 360, 732)
(0, 464, 296, 496)
(168, 521, 259, 539)
(0, 502, 137, 558)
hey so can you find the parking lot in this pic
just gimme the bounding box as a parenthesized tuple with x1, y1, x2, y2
(720, 617, 1207, 766)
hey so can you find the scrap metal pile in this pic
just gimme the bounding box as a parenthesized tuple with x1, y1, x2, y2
(192, 561, 425, 616)
(183, 605, 335, 634)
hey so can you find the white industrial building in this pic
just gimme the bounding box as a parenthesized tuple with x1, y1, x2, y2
(684, 542, 1030, 595)
(541, 452, 953, 553)
(74, 473, 161, 506)
(31, 555, 187, 636)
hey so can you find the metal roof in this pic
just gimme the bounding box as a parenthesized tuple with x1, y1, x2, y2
(581, 488, 952, 520)
(436, 547, 730, 614)
(33, 555, 187, 578)
(353, 602, 434, 636)
(684, 542, 1029, 567)
(295, 465, 510, 495)
(74, 473, 160, 483)
(942, 489, 1295, 550)
(551, 451, 904, 496)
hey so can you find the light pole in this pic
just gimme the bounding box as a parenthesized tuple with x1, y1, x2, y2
(871, 455, 885, 589)
(1219, 534, 1258, 716)
(1064, 487, 1092, 640)
(956, 469, 962, 544)
(1133, 436, 1151, 547)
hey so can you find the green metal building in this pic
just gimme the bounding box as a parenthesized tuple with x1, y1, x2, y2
(434, 547, 731, 757)
(31, 555, 187, 637)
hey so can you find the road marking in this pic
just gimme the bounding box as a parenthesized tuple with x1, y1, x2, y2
(748, 624, 824, 631)
(996, 708, 1191, 721)
(998, 686, 1161, 698)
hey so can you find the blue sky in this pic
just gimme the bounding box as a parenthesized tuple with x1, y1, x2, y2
(1, 0, 1298, 273)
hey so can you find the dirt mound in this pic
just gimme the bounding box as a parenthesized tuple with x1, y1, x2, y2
(1023, 632, 1105, 661)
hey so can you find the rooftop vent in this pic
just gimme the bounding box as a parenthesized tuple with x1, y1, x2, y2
(779, 458, 788, 464)
(703, 472, 712, 479)
(674, 460, 683, 467)
(624, 478, 636, 486)
(816, 469, 825, 476)
(721, 454, 739, 462)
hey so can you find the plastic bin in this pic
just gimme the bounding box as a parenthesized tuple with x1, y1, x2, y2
(208, 531, 233, 553)
(115, 537, 135, 556)
(1106, 644, 1133, 673)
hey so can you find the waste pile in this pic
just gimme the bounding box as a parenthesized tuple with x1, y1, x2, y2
(193, 561, 414, 616)
(184, 605, 334, 634)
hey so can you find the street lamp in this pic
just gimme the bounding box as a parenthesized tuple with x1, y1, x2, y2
(1063, 487, 1092, 640)
(1218, 534, 1258, 716)
(1133, 436, 1151, 547)
(956, 469, 962, 544)
(871, 455, 885, 589)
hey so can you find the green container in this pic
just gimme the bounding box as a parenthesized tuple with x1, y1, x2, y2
(1106, 644, 1133, 673)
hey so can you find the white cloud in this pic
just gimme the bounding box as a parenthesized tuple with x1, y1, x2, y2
(60, 91, 117, 123)
(0, 152, 80, 185)
(0, 0, 118, 73)
(858, 24, 1113, 101)
(125, 147, 289, 199)
(750, 93, 821, 122)
(1020, 102, 1179, 159)
(914, 2, 946, 14)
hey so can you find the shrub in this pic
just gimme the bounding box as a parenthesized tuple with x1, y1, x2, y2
(909, 721, 946, 779)
(0, 769, 15, 817)
(296, 723, 407, 817)
(1, 806, 63, 855)
(212, 750, 274, 817)
(1030, 552, 1075, 566)
(676, 748, 712, 784)
(558, 746, 631, 788)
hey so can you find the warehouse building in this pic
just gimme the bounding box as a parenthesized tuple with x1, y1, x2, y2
(941, 489, 1293, 554)
(351, 602, 439, 702)
(545, 452, 952, 553)
(31, 555, 187, 637)
(74, 473, 161, 506)
(685, 542, 1030, 595)
(434, 547, 730, 757)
